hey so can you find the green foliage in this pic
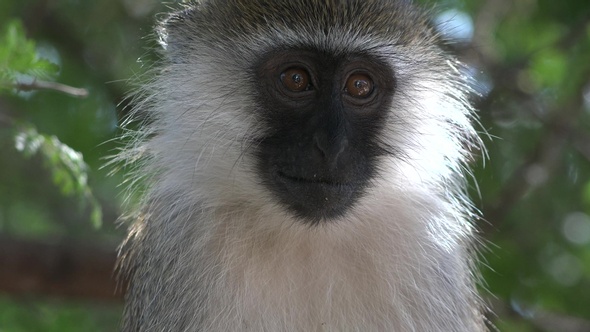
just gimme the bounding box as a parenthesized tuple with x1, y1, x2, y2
(13, 125, 102, 228)
(0, 19, 59, 87)
(494, 319, 535, 332)
(0, 17, 104, 229)
(469, 0, 590, 327)
(584, 182, 590, 210)
(529, 49, 568, 90)
(0, 296, 121, 332)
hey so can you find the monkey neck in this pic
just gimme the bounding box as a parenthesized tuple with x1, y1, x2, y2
(127, 184, 479, 331)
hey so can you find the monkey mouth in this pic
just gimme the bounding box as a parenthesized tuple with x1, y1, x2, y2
(266, 169, 363, 222)
(276, 170, 345, 186)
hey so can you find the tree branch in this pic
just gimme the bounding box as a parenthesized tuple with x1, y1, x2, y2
(13, 80, 89, 98)
(0, 235, 122, 301)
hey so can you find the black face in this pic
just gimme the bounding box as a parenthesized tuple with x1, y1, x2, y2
(253, 49, 395, 224)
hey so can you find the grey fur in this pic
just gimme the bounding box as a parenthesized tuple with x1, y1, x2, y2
(118, 0, 487, 331)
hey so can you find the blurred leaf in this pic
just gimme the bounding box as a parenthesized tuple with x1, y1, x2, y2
(529, 49, 567, 90)
(497, 18, 563, 61)
(495, 319, 535, 332)
(0, 296, 121, 332)
(0, 19, 59, 89)
(13, 125, 103, 228)
(583, 182, 590, 211)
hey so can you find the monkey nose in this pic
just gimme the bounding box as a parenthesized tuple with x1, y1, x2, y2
(313, 133, 349, 167)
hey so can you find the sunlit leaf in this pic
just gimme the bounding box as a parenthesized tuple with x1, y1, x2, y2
(529, 49, 568, 90)
(13, 125, 103, 228)
(0, 19, 59, 90)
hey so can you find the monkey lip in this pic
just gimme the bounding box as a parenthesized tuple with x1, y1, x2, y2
(270, 169, 360, 221)
(276, 171, 347, 186)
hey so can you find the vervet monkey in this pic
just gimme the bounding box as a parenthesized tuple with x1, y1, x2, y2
(118, 0, 487, 330)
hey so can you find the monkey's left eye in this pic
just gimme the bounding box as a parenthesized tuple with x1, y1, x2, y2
(345, 73, 374, 99)
(280, 67, 312, 92)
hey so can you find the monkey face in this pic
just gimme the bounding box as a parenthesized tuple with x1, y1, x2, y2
(156, 0, 475, 227)
(253, 49, 396, 223)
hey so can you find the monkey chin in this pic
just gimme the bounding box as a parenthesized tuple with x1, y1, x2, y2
(270, 170, 365, 224)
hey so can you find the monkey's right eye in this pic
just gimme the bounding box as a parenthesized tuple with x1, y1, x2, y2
(280, 67, 312, 92)
(345, 73, 374, 99)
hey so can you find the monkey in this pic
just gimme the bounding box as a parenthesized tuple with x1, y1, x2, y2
(117, 0, 488, 330)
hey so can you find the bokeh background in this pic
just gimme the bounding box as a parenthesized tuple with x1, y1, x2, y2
(1, 0, 590, 331)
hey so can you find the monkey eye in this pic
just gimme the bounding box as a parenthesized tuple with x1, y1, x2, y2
(280, 67, 312, 92)
(345, 73, 374, 98)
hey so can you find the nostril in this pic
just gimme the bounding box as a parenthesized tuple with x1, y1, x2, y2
(313, 133, 327, 158)
(335, 137, 348, 159)
(313, 132, 349, 163)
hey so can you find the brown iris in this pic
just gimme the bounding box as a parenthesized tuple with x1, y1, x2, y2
(345, 73, 373, 98)
(280, 67, 310, 92)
